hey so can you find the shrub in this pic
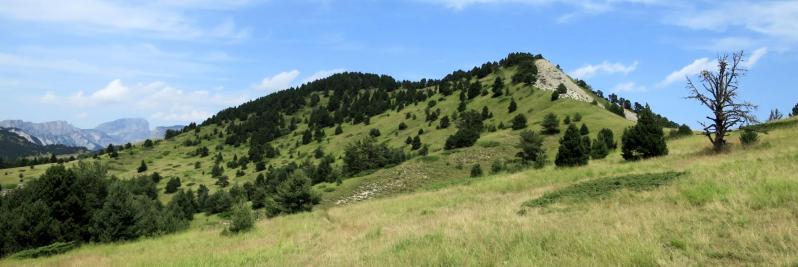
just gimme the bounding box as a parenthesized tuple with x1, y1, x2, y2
(550, 91, 559, 101)
(418, 145, 429, 156)
(508, 99, 517, 113)
(165, 177, 181, 194)
(226, 204, 254, 234)
(137, 160, 148, 173)
(511, 114, 527, 130)
(590, 139, 610, 159)
(398, 122, 408, 130)
(517, 130, 546, 167)
(438, 116, 450, 129)
(573, 113, 582, 122)
(579, 124, 589, 135)
(669, 124, 693, 138)
(541, 113, 560, 135)
(470, 164, 483, 177)
(596, 128, 617, 150)
(343, 137, 406, 175)
(369, 128, 381, 137)
(265, 171, 320, 217)
(739, 128, 759, 146)
(490, 160, 504, 174)
(444, 110, 484, 150)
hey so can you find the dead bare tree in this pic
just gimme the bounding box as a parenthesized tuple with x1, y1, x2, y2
(686, 51, 757, 153)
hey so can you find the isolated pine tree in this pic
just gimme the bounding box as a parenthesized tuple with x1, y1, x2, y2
(542, 113, 560, 135)
(137, 160, 148, 173)
(517, 130, 546, 167)
(439, 115, 450, 129)
(580, 123, 589, 135)
(508, 98, 517, 113)
(511, 114, 527, 130)
(555, 124, 589, 167)
(411, 135, 422, 150)
(491, 76, 504, 97)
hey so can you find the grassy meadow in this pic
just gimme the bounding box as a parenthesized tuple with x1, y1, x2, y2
(3, 116, 797, 266)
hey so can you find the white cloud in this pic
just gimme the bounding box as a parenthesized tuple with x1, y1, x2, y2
(570, 61, 638, 79)
(659, 48, 768, 87)
(669, 2, 798, 42)
(255, 70, 301, 92)
(300, 69, 347, 84)
(744, 47, 767, 68)
(612, 81, 647, 93)
(0, 0, 252, 41)
(40, 91, 57, 104)
(658, 58, 713, 87)
(68, 79, 130, 106)
(43, 79, 249, 125)
(427, 0, 668, 12)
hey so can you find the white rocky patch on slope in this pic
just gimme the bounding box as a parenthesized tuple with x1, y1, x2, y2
(533, 59, 594, 103)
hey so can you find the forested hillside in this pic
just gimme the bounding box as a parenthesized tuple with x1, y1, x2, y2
(0, 52, 683, 259)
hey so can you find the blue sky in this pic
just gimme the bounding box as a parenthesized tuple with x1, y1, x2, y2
(0, 0, 796, 129)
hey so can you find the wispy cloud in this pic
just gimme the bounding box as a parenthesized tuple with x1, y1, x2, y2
(41, 79, 249, 124)
(658, 58, 713, 87)
(254, 70, 301, 93)
(668, 1, 798, 42)
(300, 69, 347, 84)
(744, 47, 768, 68)
(658, 48, 768, 87)
(425, 0, 669, 13)
(570, 61, 638, 79)
(0, 0, 253, 41)
(612, 81, 647, 93)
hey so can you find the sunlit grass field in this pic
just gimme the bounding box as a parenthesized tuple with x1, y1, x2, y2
(4, 116, 797, 266)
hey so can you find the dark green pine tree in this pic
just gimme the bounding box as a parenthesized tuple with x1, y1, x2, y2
(555, 124, 589, 167)
(596, 128, 617, 150)
(481, 106, 491, 120)
(580, 123, 589, 135)
(590, 137, 610, 159)
(411, 135, 422, 150)
(508, 98, 517, 113)
(302, 129, 312, 145)
(516, 130, 546, 167)
(438, 115, 450, 129)
(541, 113, 560, 135)
(334, 124, 343, 135)
(137, 160, 148, 173)
(621, 106, 668, 160)
(491, 76, 504, 97)
(511, 114, 527, 130)
(467, 81, 481, 99)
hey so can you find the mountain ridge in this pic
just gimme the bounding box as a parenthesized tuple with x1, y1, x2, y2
(0, 119, 185, 150)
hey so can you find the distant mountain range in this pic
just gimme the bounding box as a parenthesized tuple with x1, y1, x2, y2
(0, 128, 86, 160)
(0, 118, 183, 151)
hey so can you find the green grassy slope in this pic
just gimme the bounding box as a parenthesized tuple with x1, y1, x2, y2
(4, 118, 798, 266)
(0, 62, 632, 205)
